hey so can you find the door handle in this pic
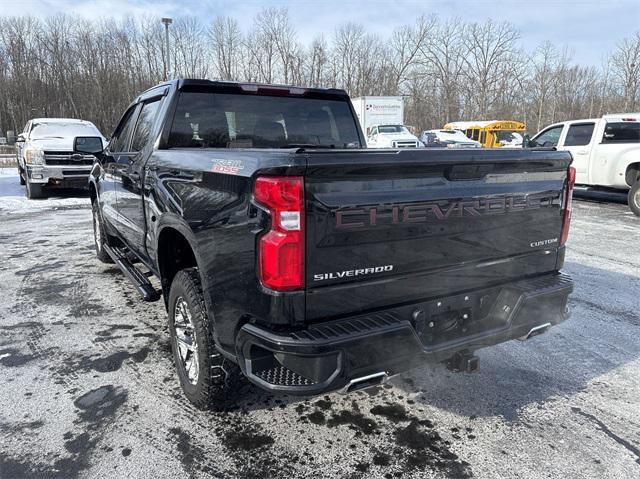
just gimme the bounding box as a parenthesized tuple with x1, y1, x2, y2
(577, 150, 588, 155)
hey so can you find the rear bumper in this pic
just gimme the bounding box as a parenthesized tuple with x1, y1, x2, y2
(236, 272, 573, 395)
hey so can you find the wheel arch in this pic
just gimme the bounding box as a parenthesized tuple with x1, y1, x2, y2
(156, 225, 202, 308)
(625, 162, 640, 187)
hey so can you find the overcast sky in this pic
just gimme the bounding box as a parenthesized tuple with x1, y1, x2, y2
(4, 0, 640, 66)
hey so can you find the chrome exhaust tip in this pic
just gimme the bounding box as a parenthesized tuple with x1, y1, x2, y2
(518, 322, 551, 341)
(339, 371, 388, 394)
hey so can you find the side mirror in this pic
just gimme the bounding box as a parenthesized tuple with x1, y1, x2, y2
(15, 134, 25, 143)
(522, 134, 530, 148)
(74, 136, 104, 155)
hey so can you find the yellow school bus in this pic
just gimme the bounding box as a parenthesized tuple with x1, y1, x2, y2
(443, 120, 526, 148)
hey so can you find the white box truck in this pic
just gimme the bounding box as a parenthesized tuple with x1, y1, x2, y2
(351, 96, 421, 148)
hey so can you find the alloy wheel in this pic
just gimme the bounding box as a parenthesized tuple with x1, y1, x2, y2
(173, 296, 199, 385)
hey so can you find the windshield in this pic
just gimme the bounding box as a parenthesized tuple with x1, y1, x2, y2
(31, 122, 100, 139)
(378, 125, 408, 134)
(168, 91, 361, 149)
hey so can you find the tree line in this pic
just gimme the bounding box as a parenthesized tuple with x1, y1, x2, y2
(0, 10, 638, 137)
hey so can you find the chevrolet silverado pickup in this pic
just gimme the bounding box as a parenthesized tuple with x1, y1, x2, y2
(16, 118, 106, 199)
(74, 79, 575, 409)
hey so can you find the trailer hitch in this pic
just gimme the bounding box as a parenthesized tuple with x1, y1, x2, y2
(446, 350, 480, 373)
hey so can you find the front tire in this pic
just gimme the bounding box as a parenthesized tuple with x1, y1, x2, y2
(168, 268, 243, 410)
(25, 180, 45, 199)
(92, 201, 113, 263)
(628, 181, 640, 217)
(18, 166, 25, 185)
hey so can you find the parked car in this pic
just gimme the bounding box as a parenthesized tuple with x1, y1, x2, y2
(444, 121, 526, 148)
(367, 124, 423, 148)
(15, 118, 106, 199)
(420, 129, 482, 148)
(75, 79, 574, 409)
(530, 114, 640, 215)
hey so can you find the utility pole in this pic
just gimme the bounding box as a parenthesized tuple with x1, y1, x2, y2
(161, 17, 173, 81)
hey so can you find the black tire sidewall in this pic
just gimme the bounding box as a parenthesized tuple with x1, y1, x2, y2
(92, 201, 113, 263)
(628, 182, 640, 217)
(26, 180, 44, 199)
(167, 269, 216, 405)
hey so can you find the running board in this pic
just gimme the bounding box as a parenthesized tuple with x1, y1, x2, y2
(103, 244, 161, 302)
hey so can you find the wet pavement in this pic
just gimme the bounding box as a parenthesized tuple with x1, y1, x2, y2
(0, 168, 638, 478)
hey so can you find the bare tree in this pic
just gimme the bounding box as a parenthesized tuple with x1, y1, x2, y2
(461, 20, 521, 119)
(610, 32, 640, 111)
(209, 16, 242, 80)
(419, 17, 466, 123)
(0, 14, 636, 139)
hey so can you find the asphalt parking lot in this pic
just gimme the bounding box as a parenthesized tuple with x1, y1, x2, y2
(0, 167, 638, 479)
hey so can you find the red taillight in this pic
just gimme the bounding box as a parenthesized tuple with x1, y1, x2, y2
(560, 166, 576, 245)
(254, 176, 304, 291)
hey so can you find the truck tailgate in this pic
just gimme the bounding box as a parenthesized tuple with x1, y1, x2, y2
(304, 148, 572, 321)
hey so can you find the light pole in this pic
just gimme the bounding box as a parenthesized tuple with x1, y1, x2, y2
(161, 17, 173, 81)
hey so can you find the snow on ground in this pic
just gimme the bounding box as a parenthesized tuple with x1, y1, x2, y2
(0, 177, 638, 479)
(0, 167, 90, 213)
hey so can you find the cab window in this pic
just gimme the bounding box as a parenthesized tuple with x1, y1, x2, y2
(532, 125, 563, 147)
(564, 123, 595, 146)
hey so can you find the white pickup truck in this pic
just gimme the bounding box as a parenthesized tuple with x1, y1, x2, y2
(530, 114, 640, 215)
(366, 124, 423, 148)
(16, 118, 105, 199)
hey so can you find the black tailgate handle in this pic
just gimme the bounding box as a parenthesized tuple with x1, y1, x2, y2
(446, 164, 493, 181)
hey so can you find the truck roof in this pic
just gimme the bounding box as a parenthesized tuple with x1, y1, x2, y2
(602, 113, 640, 121)
(547, 114, 640, 126)
(30, 118, 94, 124)
(139, 78, 349, 99)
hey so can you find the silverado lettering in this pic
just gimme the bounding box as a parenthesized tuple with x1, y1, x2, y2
(313, 265, 394, 282)
(335, 193, 561, 230)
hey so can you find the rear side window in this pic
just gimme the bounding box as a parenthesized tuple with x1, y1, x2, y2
(131, 99, 162, 152)
(564, 123, 595, 146)
(602, 122, 640, 143)
(168, 91, 361, 149)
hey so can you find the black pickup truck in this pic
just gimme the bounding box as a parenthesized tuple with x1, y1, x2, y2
(74, 79, 575, 409)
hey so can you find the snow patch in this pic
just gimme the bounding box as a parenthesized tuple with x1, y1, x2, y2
(0, 167, 90, 213)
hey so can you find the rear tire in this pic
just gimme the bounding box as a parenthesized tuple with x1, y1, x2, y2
(25, 180, 45, 199)
(628, 181, 640, 217)
(92, 201, 113, 263)
(168, 268, 243, 410)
